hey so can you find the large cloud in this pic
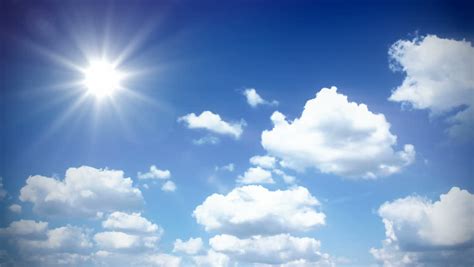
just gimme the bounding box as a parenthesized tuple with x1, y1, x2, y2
(261, 87, 415, 179)
(388, 35, 474, 140)
(19, 166, 143, 217)
(371, 187, 474, 266)
(178, 111, 245, 139)
(193, 185, 325, 236)
(209, 234, 331, 265)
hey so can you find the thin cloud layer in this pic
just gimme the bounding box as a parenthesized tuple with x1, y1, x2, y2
(19, 166, 143, 217)
(388, 35, 474, 140)
(262, 86, 415, 179)
(193, 185, 325, 236)
(178, 111, 245, 139)
(371, 187, 474, 266)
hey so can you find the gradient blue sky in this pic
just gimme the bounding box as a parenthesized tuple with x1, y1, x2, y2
(1, 1, 473, 266)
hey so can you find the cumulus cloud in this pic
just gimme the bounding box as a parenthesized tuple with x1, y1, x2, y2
(261, 87, 415, 179)
(138, 165, 171, 180)
(193, 185, 325, 236)
(173, 237, 203, 255)
(237, 167, 275, 184)
(210, 234, 330, 265)
(8, 204, 22, 214)
(371, 187, 474, 266)
(193, 249, 230, 267)
(243, 88, 278, 108)
(178, 111, 245, 139)
(94, 231, 159, 251)
(161, 181, 177, 192)
(388, 35, 474, 140)
(249, 155, 277, 169)
(0, 220, 48, 237)
(19, 166, 143, 217)
(102, 212, 162, 234)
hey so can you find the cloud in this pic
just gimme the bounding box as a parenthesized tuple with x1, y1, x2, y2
(19, 166, 143, 217)
(0, 220, 48, 237)
(178, 111, 245, 139)
(138, 165, 171, 180)
(173, 237, 203, 255)
(102, 212, 162, 235)
(371, 187, 474, 266)
(161, 181, 177, 192)
(144, 253, 182, 267)
(0, 177, 7, 200)
(215, 163, 235, 172)
(8, 204, 22, 214)
(193, 135, 220, 145)
(388, 35, 474, 140)
(249, 155, 277, 169)
(209, 234, 331, 265)
(273, 169, 296, 184)
(243, 88, 278, 108)
(261, 86, 415, 179)
(94, 231, 159, 251)
(237, 167, 275, 184)
(192, 250, 230, 267)
(193, 185, 325, 236)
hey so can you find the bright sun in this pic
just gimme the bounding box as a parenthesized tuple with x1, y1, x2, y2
(83, 60, 123, 98)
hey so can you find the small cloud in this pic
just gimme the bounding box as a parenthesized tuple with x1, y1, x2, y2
(138, 165, 171, 180)
(0, 177, 7, 200)
(178, 111, 245, 139)
(249, 155, 277, 169)
(9, 204, 22, 214)
(243, 88, 278, 108)
(193, 135, 220, 145)
(161, 181, 177, 192)
(215, 163, 235, 172)
(173, 237, 203, 255)
(237, 167, 275, 185)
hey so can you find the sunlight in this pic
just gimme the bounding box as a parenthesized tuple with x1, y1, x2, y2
(83, 60, 123, 98)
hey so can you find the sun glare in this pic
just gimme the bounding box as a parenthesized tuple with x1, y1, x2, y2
(83, 60, 123, 98)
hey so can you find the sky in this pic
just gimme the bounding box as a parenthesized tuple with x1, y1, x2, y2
(0, 0, 473, 266)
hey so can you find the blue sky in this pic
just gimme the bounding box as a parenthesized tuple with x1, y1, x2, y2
(0, 1, 473, 266)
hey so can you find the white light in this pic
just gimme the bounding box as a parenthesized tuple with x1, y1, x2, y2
(83, 60, 123, 98)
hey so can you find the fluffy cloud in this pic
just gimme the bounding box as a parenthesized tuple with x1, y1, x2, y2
(102, 212, 162, 234)
(371, 187, 474, 266)
(8, 204, 22, 213)
(19, 166, 143, 217)
(193, 185, 325, 236)
(192, 250, 230, 267)
(161, 181, 177, 192)
(237, 167, 275, 184)
(138, 165, 171, 180)
(388, 35, 474, 140)
(249, 155, 277, 169)
(261, 87, 415, 179)
(178, 111, 245, 139)
(96, 212, 163, 252)
(173, 237, 203, 255)
(0, 220, 48, 237)
(243, 88, 278, 108)
(210, 234, 330, 265)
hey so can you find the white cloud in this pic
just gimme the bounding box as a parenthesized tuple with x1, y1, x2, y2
(8, 204, 22, 214)
(215, 163, 235, 172)
(243, 88, 278, 108)
(19, 166, 143, 217)
(193, 185, 325, 236)
(210, 234, 330, 265)
(0, 177, 7, 200)
(0, 220, 48, 237)
(173, 237, 203, 255)
(273, 169, 296, 184)
(94, 231, 159, 251)
(178, 111, 245, 139)
(94, 251, 182, 267)
(237, 167, 275, 184)
(388, 35, 474, 140)
(145, 253, 182, 267)
(102, 212, 162, 234)
(193, 250, 230, 267)
(261, 87, 415, 179)
(17, 226, 92, 253)
(249, 155, 277, 169)
(161, 181, 177, 192)
(138, 165, 171, 180)
(371, 187, 474, 266)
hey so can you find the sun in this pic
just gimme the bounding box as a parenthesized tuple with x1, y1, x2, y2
(83, 60, 124, 98)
